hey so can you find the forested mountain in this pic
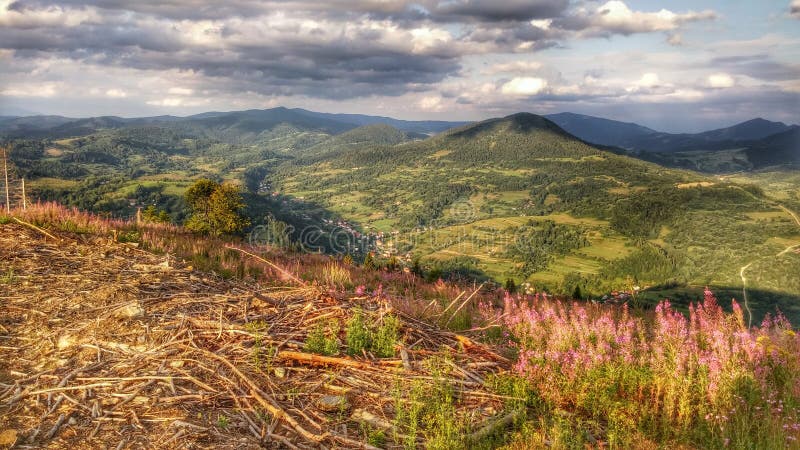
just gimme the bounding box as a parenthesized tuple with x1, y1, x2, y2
(544, 112, 657, 148)
(744, 126, 800, 167)
(291, 108, 468, 134)
(296, 124, 425, 160)
(267, 113, 800, 319)
(547, 112, 799, 172)
(548, 112, 794, 152)
(0, 107, 467, 141)
(4, 110, 800, 320)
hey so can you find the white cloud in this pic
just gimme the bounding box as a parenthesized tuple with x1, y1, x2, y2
(105, 89, 128, 98)
(417, 96, 445, 111)
(410, 27, 453, 53)
(791, 0, 800, 18)
(637, 73, 661, 88)
(147, 98, 184, 107)
(708, 73, 735, 88)
(530, 19, 552, 30)
(168, 87, 195, 96)
(501, 77, 548, 96)
(581, 1, 716, 36)
(1, 82, 58, 97)
(483, 61, 543, 75)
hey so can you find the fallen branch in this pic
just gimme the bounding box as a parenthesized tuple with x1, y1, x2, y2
(225, 246, 308, 287)
(12, 217, 60, 241)
(278, 351, 403, 372)
(468, 409, 525, 444)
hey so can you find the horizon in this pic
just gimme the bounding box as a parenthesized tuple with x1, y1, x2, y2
(1, 0, 799, 132)
(1, 106, 797, 136)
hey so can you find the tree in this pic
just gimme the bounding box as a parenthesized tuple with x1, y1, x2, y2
(184, 179, 250, 235)
(184, 179, 218, 221)
(142, 205, 171, 223)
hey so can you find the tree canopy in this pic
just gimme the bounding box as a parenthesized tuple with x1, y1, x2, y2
(184, 179, 249, 235)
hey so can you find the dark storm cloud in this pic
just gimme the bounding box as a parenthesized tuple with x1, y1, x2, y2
(0, 0, 469, 99)
(429, 0, 569, 22)
(11, 0, 569, 21)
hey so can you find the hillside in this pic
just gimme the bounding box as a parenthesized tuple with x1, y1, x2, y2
(4, 111, 800, 322)
(1, 204, 799, 449)
(271, 113, 800, 320)
(0, 213, 512, 449)
(291, 109, 468, 134)
(548, 113, 799, 172)
(297, 124, 425, 159)
(545, 112, 657, 149)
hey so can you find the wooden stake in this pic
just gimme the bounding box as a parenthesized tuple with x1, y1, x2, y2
(3, 146, 9, 213)
(21, 178, 26, 210)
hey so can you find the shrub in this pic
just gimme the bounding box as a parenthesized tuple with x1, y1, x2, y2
(372, 315, 400, 358)
(345, 308, 371, 356)
(305, 319, 340, 356)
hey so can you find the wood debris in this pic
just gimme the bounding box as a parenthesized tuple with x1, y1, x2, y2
(0, 222, 511, 448)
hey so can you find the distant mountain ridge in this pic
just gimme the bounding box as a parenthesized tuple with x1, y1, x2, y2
(0, 107, 469, 139)
(546, 112, 795, 153)
(544, 112, 657, 149)
(2, 108, 796, 170)
(290, 108, 469, 134)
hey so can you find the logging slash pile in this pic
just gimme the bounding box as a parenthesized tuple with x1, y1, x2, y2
(0, 221, 512, 449)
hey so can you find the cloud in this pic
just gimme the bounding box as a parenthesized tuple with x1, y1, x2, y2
(710, 54, 800, 82)
(105, 88, 127, 98)
(0, 0, 724, 108)
(636, 73, 661, 88)
(430, 0, 569, 22)
(417, 95, 445, 111)
(0, 0, 101, 28)
(666, 33, 683, 46)
(167, 87, 194, 95)
(792, 0, 800, 18)
(558, 1, 716, 38)
(483, 61, 543, 75)
(707, 73, 734, 88)
(1, 82, 59, 97)
(0, 0, 795, 131)
(501, 77, 548, 96)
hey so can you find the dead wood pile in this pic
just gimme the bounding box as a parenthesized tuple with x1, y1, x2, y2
(0, 222, 511, 449)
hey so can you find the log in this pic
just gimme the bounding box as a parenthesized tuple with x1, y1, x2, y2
(277, 351, 403, 372)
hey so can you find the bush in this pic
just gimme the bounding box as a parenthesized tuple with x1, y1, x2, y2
(346, 308, 371, 356)
(305, 319, 340, 356)
(372, 315, 400, 358)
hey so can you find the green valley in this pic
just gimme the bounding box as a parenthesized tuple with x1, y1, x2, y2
(3, 110, 800, 322)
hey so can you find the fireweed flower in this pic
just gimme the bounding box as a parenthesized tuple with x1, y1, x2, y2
(495, 289, 800, 444)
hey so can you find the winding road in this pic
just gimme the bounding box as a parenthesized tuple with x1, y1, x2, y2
(738, 204, 800, 327)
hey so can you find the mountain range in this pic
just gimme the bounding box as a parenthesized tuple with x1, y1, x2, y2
(2, 107, 796, 171)
(546, 113, 796, 152)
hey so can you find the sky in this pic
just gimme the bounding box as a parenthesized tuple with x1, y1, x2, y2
(0, 0, 798, 132)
